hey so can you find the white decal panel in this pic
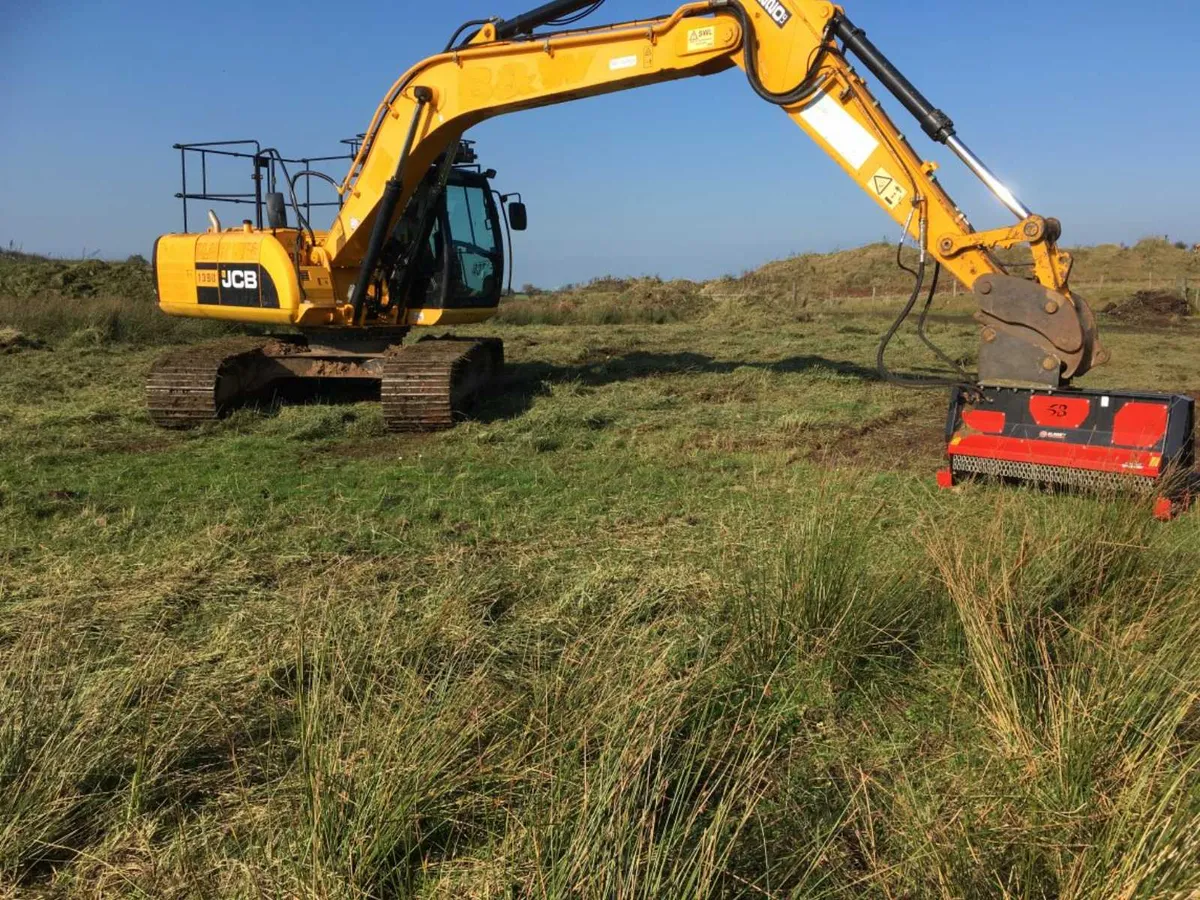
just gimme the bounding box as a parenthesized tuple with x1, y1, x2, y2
(799, 91, 879, 171)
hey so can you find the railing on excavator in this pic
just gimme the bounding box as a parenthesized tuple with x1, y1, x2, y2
(172, 138, 364, 233)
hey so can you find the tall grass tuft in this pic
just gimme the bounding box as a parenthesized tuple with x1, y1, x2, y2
(909, 497, 1200, 897)
(721, 500, 928, 694)
(1, 482, 1197, 895)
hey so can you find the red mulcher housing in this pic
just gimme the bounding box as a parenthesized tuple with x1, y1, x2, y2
(940, 387, 1196, 519)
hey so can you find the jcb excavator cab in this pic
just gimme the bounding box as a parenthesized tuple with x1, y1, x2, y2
(388, 146, 526, 320)
(425, 169, 506, 311)
(149, 138, 521, 431)
(164, 138, 524, 326)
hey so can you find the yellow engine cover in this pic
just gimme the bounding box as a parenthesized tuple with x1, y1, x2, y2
(153, 227, 499, 330)
(154, 229, 307, 326)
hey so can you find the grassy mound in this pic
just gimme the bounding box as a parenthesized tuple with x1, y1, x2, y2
(4, 237, 1198, 344)
(498, 237, 1200, 326)
(497, 276, 706, 325)
(0, 250, 232, 346)
(0, 250, 155, 302)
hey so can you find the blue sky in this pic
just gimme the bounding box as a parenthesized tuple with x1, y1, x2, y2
(2, 0, 1196, 287)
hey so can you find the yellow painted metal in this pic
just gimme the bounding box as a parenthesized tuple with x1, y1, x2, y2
(329, 0, 1079, 310)
(155, 0, 1093, 372)
(404, 307, 498, 327)
(327, 4, 742, 267)
(157, 229, 305, 325)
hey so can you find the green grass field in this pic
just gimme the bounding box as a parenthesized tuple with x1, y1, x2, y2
(2, 247, 1199, 897)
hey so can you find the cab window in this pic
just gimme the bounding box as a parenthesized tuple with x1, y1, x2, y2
(444, 183, 500, 299)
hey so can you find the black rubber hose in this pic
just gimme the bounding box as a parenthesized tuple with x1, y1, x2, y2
(715, 0, 834, 107)
(495, 0, 603, 40)
(876, 243, 970, 390)
(545, 1, 605, 27)
(915, 265, 973, 380)
(289, 169, 342, 202)
(349, 87, 433, 326)
(876, 253, 928, 385)
(259, 149, 313, 241)
(445, 19, 492, 52)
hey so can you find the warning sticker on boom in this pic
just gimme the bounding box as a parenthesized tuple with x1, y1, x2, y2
(869, 168, 908, 210)
(687, 26, 716, 52)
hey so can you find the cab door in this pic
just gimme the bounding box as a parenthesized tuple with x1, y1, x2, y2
(440, 174, 504, 310)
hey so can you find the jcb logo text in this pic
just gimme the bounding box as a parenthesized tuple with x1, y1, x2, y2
(755, 0, 792, 27)
(221, 269, 259, 290)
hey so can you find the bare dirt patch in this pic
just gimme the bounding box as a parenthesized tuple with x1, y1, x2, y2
(807, 407, 947, 473)
(1101, 291, 1191, 326)
(261, 338, 305, 357)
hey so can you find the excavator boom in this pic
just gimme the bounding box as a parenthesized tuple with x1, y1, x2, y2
(326, 0, 1101, 389)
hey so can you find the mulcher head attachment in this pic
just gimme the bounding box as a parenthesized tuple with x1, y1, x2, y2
(940, 386, 1195, 516)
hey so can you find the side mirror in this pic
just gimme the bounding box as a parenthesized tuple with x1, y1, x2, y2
(265, 192, 289, 229)
(508, 201, 528, 232)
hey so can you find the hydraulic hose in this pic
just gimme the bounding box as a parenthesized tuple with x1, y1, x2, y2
(715, 0, 833, 107)
(445, 19, 493, 51)
(349, 87, 433, 326)
(916, 265, 973, 381)
(495, 0, 604, 40)
(876, 217, 971, 391)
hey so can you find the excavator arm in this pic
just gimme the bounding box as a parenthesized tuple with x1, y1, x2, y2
(323, 0, 1104, 389)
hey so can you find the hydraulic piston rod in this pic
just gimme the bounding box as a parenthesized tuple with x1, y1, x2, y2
(944, 135, 1031, 220)
(833, 15, 1031, 221)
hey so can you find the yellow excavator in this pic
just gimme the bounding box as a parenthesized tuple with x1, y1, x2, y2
(150, 0, 1195, 504)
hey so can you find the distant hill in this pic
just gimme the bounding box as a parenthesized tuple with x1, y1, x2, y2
(498, 238, 1200, 325)
(733, 238, 1200, 299)
(3, 238, 1196, 322)
(0, 249, 154, 302)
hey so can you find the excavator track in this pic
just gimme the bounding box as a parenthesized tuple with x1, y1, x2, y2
(146, 338, 271, 429)
(381, 338, 503, 432)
